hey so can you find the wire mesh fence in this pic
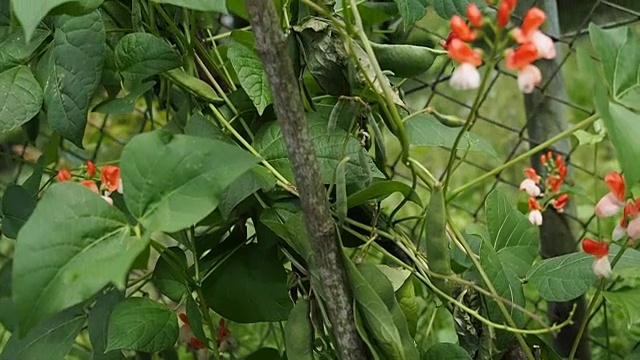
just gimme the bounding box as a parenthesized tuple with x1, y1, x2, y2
(0, 0, 639, 357)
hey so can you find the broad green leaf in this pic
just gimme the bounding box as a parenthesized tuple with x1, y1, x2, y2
(202, 244, 293, 323)
(284, 299, 314, 360)
(527, 246, 640, 301)
(185, 295, 207, 345)
(604, 288, 640, 329)
(219, 165, 276, 218)
(106, 297, 178, 352)
(93, 81, 155, 114)
(88, 291, 125, 360)
(0, 66, 43, 132)
(13, 182, 146, 334)
(121, 130, 258, 232)
(260, 205, 312, 262)
(344, 257, 405, 360)
(423, 343, 471, 360)
(485, 190, 539, 277)
(163, 68, 223, 103)
(347, 180, 421, 208)
(37, 11, 105, 147)
(405, 114, 499, 160)
(227, 37, 272, 114)
(1, 184, 37, 239)
(594, 96, 640, 190)
(11, 0, 101, 41)
(431, 0, 485, 19)
(395, 275, 418, 338)
(0, 261, 15, 332)
(589, 24, 640, 110)
(478, 240, 524, 349)
(226, 0, 248, 20)
(183, 113, 227, 141)
(254, 118, 384, 188)
(152, 247, 188, 302)
(359, 264, 419, 360)
(150, 0, 227, 12)
(354, 305, 382, 360)
(114, 33, 181, 85)
(393, 0, 428, 28)
(0, 28, 49, 70)
(0, 305, 85, 360)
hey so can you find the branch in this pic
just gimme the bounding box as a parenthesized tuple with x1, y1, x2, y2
(245, 1, 367, 359)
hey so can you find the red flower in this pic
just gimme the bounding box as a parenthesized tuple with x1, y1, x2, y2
(80, 180, 99, 194)
(466, 4, 482, 28)
(595, 172, 626, 217)
(448, 39, 482, 66)
(524, 167, 540, 183)
(101, 165, 121, 193)
(441, 32, 458, 50)
(450, 15, 477, 42)
(604, 172, 625, 201)
(552, 194, 569, 213)
(86, 161, 96, 178)
(497, 1, 512, 28)
(505, 42, 538, 70)
(528, 197, 543, 226)
(178, 313, 207, 350)
(512, 8, 556, 59)
(57, 169, 72, 182)
(217, 319, 230, 344)
(581, 238, 612, 277)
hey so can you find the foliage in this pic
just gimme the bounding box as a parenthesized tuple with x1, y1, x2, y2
(0, 0, 639, 359)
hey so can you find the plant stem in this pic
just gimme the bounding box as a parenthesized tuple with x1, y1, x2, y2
(195, 287, 223, 360)
(245, 1, 367, 358)
(569, 241, 630, 359)
(448, 114, 599, 201)
(442, 61, 496, 196)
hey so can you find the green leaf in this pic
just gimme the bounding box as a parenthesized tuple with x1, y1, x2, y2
(358, 264, 419, 360)
(260, 205, 312, 262)
(13, 182, 146, 334)
(395, 275, 418, 338)
(114, 32, 181, 85)
(11, 0, 99, 41)
(594, 96, 640, 190)
(202, 243, 293, 323)
(589, 24, 640, 110)
(527, 246, 640, 301)
(0, 305, 85, 360)
(150, 0, 227, 12)
(431, 0, 485, 19)
(406, 114, 499, 160)
(152, 247, 188, 302)
(478, 240, 524, 348)
(604, 288, 640, 329)
(1, 184, 37, 239)
(0, 66, 43, 132)
(88, 291, 125, 360)
(219, 165, 276, 218)
(227, 37, 272, 115)
(347, 180, 421, 208)
(423, 343, 471, 360)
(485, 190, 539, 278)
(121, 130, 258, 232)
(106, 297, 178, 352)
(185, 295, 207, 345)
(184, 113, 227, 141)
(0, 28, 50, 70)
(254, 118, 383, 188)
(344, 257, 405, 360)
(163, 68, 223, 103)
(93, 81, 155, 114)
(284, 299, 314, 360)
(37, 11, 105, 147)
(392, 0, 428, 28)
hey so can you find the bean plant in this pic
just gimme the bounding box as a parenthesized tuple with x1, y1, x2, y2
(0, 0, 639, 359)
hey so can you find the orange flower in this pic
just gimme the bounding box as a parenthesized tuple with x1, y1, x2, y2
(466, 4, 482, 28)
(57, 169, 72, 182)
(80, 180, 99, 194)
(101, 165, 121, 193)
(497, 1, 512, 28)
(450, 15, 476, 42)
(581, 238, 611, 277)
(552, 194, 569, 213)
(86, 161, 96, 178)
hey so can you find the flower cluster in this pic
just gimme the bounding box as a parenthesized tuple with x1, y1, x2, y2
(581, 171, 640, 278)
(443, 1, 556, 93)
(56, 161, 122, 205)
(178, 313, 207, 350)
(519, 152, 568, 226)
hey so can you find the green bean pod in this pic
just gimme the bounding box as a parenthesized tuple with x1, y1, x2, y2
(285, 299, 314, 360)
(420, 182, 452, 296)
